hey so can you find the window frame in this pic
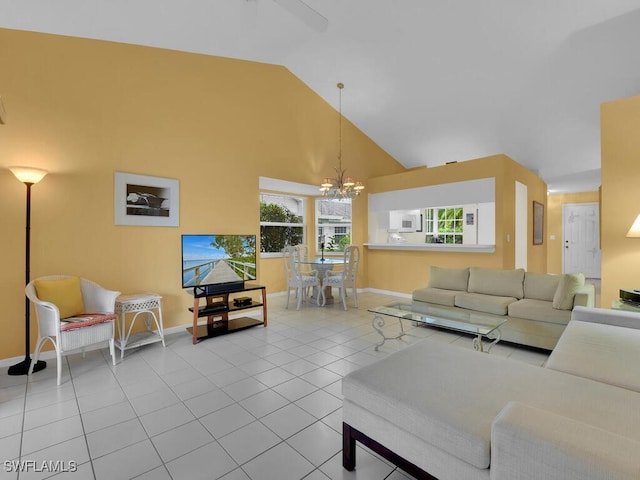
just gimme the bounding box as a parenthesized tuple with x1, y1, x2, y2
(425, 206, 464, 244)
(259, 192, 307, 257)
(315, 197, 353, 254)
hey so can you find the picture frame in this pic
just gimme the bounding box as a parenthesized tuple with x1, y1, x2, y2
(466, 212, 475, 226)
(114, 171, 179, 227)
(533, 201, 544, 245)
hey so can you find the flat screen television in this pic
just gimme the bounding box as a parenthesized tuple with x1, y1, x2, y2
(181, 234, 257, 294)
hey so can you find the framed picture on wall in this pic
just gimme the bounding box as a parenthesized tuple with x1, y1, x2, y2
(114, 171, 179, 227)
(533, 201, 544, 245)
(466, 212, 475, 225)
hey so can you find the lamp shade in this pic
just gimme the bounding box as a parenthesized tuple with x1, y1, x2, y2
(9, 166, 48, 184)
(626, 214, 640, 237)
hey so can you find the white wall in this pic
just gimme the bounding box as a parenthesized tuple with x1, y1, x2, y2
(515, 181, 528, 269)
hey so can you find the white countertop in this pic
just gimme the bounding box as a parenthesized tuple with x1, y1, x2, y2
(364, 243, 495, 253)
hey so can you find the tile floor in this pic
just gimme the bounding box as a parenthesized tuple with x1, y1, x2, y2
(0, 292, 549, 480)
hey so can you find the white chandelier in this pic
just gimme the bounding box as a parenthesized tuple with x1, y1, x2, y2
(319, 83, 364, 199)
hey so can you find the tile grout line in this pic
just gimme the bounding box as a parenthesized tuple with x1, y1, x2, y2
(16, 375, 28, 480)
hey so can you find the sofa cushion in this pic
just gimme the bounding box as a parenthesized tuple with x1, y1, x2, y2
(546, 320, 640, 393)
(59, 313, 117, 332)
(507, 299, 572, 325)
(455, 292, 516, 316)
(342, 339, 640, 471)
(524, 272, 560, 302)
(492, 401, 640, 480)
(552, 273, 586, 310)
(413, 287, 461, 307)
(428, 266, 469, 291)
(467, 267, 525, 299)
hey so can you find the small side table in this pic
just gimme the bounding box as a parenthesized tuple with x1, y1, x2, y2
(115, 293, 165, 360)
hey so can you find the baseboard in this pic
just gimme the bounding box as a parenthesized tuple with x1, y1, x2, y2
(1, 289, 409, 366)
(0, 315, 267, 367)
(365, 288, 412, 299)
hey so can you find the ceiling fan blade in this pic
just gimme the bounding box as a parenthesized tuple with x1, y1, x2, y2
(273, 0, 328, 32)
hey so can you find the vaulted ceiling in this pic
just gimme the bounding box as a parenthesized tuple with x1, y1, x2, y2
(2, 0, 639, 192)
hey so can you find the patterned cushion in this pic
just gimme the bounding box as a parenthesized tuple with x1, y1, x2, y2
(60, 313, 116, 331)
(300, 275, 319, 286)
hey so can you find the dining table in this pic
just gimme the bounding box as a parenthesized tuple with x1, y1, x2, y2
(295, 257, 344, 305)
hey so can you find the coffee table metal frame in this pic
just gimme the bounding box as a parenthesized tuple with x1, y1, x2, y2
(370, 302, 507, 353)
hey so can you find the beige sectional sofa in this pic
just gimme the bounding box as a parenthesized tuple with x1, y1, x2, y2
(412, 266, 595, 350)
(342, 306, 640, 479)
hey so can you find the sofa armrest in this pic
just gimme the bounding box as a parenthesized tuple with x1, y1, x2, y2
(571, 305, 640, 329)
(572, 284, 595, 308)
(491, 401, 640, 480)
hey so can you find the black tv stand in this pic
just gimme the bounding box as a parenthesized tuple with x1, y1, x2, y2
(187, 283, 267, 344)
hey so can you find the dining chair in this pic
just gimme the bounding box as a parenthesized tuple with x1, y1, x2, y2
(322, 245, 360, 310)
(294, 244, 313, 274)
(294, 244, 309, 261)
(283, 245, 320, 310)
(26, 275, 120, 385)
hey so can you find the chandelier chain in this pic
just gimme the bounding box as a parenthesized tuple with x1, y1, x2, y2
(338, 82, 343, 168)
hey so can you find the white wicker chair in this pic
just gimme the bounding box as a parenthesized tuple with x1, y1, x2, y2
(26, 275, 120, 385)
(322, 245, 360, 310)
(284, 246, 320, 310)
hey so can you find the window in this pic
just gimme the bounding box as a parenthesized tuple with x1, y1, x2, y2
(425, 207, 463, 244)
(316, 198, 352, 252)
(260, 193, 305, 254)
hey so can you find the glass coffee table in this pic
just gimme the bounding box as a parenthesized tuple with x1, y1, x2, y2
(370, 302, 507, 353)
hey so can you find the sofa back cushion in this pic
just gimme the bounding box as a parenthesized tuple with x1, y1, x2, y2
(524, 272, 560, 301)
(428, 266, 469, 291)
(468, 267, 525, 299)
(552, 273, 586, 310)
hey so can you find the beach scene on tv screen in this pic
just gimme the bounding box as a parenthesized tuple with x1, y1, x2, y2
(182, 235, 257, 287)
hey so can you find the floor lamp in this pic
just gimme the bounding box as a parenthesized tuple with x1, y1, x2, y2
(626, 214, 640, 238)
(8, 166, 48, 376)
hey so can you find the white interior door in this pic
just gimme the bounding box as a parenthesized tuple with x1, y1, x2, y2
(563, 203, 601, 278)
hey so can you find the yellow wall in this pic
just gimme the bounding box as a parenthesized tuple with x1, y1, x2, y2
(0, 27, 554, 361)
(546, 191, 600, 274)
(0, 28, 405, 359)
(601, 94, 640, 308)
(365, 155, 548, 293)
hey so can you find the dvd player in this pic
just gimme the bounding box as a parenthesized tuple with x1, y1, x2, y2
(233, 296, 253, 307)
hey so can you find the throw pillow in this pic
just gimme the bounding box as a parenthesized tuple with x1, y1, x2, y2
(552, 273, 586, 310)
(34, 276, 85, 319)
